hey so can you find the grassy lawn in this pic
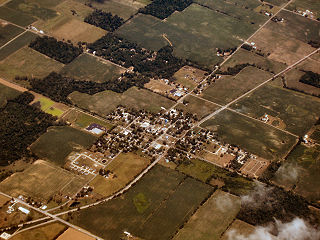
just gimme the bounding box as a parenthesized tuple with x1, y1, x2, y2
(0, 23, 24, 47)
(60, 53, 124, 83)
(173, 190, 240, 240)
(90, 152, 151, 197)
(201, 110, 297, 160)
(30, 126, 97, 166)
(231, 84, 320, 136)
(68, 86, 175, 116)
(70, 165, 212, 240)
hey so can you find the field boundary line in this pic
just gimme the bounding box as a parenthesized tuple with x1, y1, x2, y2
(0, 30, 26, 50)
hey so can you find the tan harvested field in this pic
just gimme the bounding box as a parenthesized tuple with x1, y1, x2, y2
(57, 228, 95, 240)
(0, 160, 86, 201)
(198, 150, 234, 168)
(240, 157, 270, 178)
(144, 79, 174, 95)
(220, 219, 256, 240)
(0, 195, 9, 207)
(11, 222, 67, 240)
(90, 152, 150, 197)
(297, 57, 320, 74)
(173, 190, 240, 240)
(173, 66, 207, 89)
(251, 28, 315, 65)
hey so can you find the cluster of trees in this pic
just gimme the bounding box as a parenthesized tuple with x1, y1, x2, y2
(0, 92, 58, 166)
(88, 33, 184, 78)
(27, 71, 150, 103)
(139, 0, 193, 19)
(237, 186, 311, 225)
(308, 40, 320, 48)
(29, 36, 83, 64)
(217, 63, 251, 75)
(84, 10, 124, 31)
(299, 71, 320, 88)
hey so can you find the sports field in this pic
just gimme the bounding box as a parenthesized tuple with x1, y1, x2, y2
(70, 165, 212, 240)
(231, 84, 320, 136)
(0, 22, 24, 47)
(173, 190, 240, 240)
(68, 87, 175, 115)
(0, 47, 64, 81)
(201, 110, 297, 160)
(201, 66, 273, 105)
(30, 126, 97, 166)
(0, 160, 86, 201)
(90, 152, 151, 197)
(60, 53, 124, 83)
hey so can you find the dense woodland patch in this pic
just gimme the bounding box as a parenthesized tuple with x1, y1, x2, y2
(84, 10, 124, 31)
(299, 71, 320, 88)
(0, 92, 58, 166)
(29, 36, 83, 64)
(139, 0, 193, 19)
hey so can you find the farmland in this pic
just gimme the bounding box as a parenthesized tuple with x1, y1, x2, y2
(90, 152, 151, 197)
(273, 144, 320, 204)
(231, 84, 320, 136)
(0, 22, 24, 47)
(0, 160, 86, 201)
(0, 6, 36, 27)
(68, 87, 175, 116)
(201, 66, 273, 105)
(173, 190, 240, 240)
(70, 165, 212, 240)
(287, 0, 320, 19)
(220, 219, 256, 240)
(60, 53, 124, 83)
(201, 110, 297, 160)
(56, 228, 95, 240)
(0, 47, 64, 82)
(30, 126, 97, 166)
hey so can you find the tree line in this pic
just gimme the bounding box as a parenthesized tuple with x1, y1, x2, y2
(29, 36, 83, 64)
(0, 92, 59, 166)
(299, 71, 320, 88)
(84, 9, 124, 31)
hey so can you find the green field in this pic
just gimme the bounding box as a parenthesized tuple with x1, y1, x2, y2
(176, 95, 220, 120)
(0, 83, 21, 107)
(30, 126, 97, 166)
(195, 0, 268, 25)
(201, 66, 273, 105)
(226, 0, 262, 9)
(0, 160, 86, 201)
(265, 0, 289, 6)
(60, 53, 124, 83)
(273, 144, 320, 204)
(201, 110, 297, 160)
(0, 31, 38, 61)
(0, 23, 24, 47)
(220, 48, 287, 74)
(70, 165, 212, 240)
(68, 87, 175, 116)
(116, 4, 260, 68)
(231, 84, 320, 136)
(287, 0, 320, 18)
(173, 190, 240, 240)
(0, 6, 36, 27)
(0, 47, 64, 80)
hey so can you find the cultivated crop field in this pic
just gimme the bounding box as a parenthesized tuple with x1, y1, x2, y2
(201, 66, 273, 105)
(220, 219, 256, 240)
(287, 0, 320, 19)
(201, 110, 297, 160)
(56, 228, 95, 240)
(0, 21, 24, 47)
(60, 53, 125, 83)
(0, 47, 64, 81)
(70, 165, 212, 240)
(68, 87, 175, 116)
(231, 84, 320, 136)
(90, 152, 151, 197)
(30, 126, 97, 166)
(273, 144, 320, 204)
(173, 190, 240, 240)
(0, 6, 36, 27)
(0, 160, 86, 201)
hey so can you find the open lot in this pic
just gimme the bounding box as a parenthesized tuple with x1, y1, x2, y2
(201, 110, 297, 160)
(231, 84, 320, 136)
(0, 47, 64, 81)
(273, 144, 320, 204)
(0, 31, 37, 61)
(90, 152, 151, 197)
(68, 87, 175, 116)
(201, 66, 273, 105)
(30, 126, 97, 166)
(287, 0, 320, 19)
(71, 165, 212, 240)
(173, 190, 240, 240)
(117, 3, 260, 68)
(0, 21, 24, 47)
(0, 160, 86, 201)
(60, 53, 124, 83)
(11, 222, 67, 240)
(176, 95, 220, 120)
(220, 219, 256, 240)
